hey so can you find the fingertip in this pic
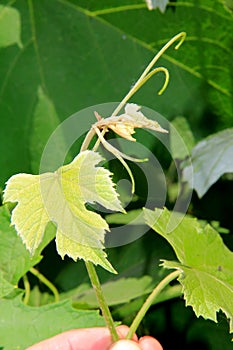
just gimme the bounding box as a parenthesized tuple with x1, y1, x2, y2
(116, 326, 138, 341)
(139, 336, 163, 350)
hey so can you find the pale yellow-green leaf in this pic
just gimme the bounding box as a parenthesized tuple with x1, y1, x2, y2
(3, 151, 124, 273)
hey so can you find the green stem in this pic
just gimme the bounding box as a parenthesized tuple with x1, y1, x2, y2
(80, 32, 185, 152)
(80, 128, 96, 152)
(126, 270, 180, 340)
(85, 261, 119, 342)
(30, 267, 60, 303)
(81, 117, 118, 342)
(23, 274, 31, 305)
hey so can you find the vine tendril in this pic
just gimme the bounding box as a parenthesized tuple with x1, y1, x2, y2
(112, 31, 186, 116)
(80, 32, 186, 193)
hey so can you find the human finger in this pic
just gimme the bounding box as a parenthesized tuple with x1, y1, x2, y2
(139, 336, 163, 350)
(26, 327, 113, 350)
(26, 325, 137, 350)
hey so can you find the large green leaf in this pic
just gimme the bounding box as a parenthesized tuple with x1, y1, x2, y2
(0, 294, 105, 350)
(183, 128, 233, 197)
(0, 205, 55, 290)
(0, 271, 15, 298)
(3, 151, 124, 273)
(1, 0, 232, 188)
(144, 207, 233, 333)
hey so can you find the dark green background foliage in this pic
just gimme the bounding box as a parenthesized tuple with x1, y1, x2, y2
(0, 1, 233, 349)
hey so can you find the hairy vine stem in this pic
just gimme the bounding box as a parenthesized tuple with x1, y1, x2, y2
(81, 32, 185, 153)
(85, 261, 119, 342)
(80, 32, 186, 343)
(82, 136, 119, 342)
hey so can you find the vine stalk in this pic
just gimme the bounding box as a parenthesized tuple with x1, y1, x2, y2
(82, 134, 119, 342)
(80, 32, 186, 343)
(85, 261, 119, 342)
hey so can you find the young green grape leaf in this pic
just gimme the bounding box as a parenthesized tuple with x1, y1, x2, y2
(183, 128, 233, 197)
(0, 5, 22, 48)
(144, 207, 233, 333)
(3, 151, 124, 273)
(0, 293, 105, 350)
(145, 0, 169, 13)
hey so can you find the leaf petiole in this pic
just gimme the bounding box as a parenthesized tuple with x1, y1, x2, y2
(23, 273, 31, 305)
(126, 270, 180, 339)
(29, 267, 60, 303)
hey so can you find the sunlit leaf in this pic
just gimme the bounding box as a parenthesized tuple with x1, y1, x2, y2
(144, 207, 233, 333)
(183, 128, 233, 197)
(0, 5, 22, 48)
(3, 151, 124, 273)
